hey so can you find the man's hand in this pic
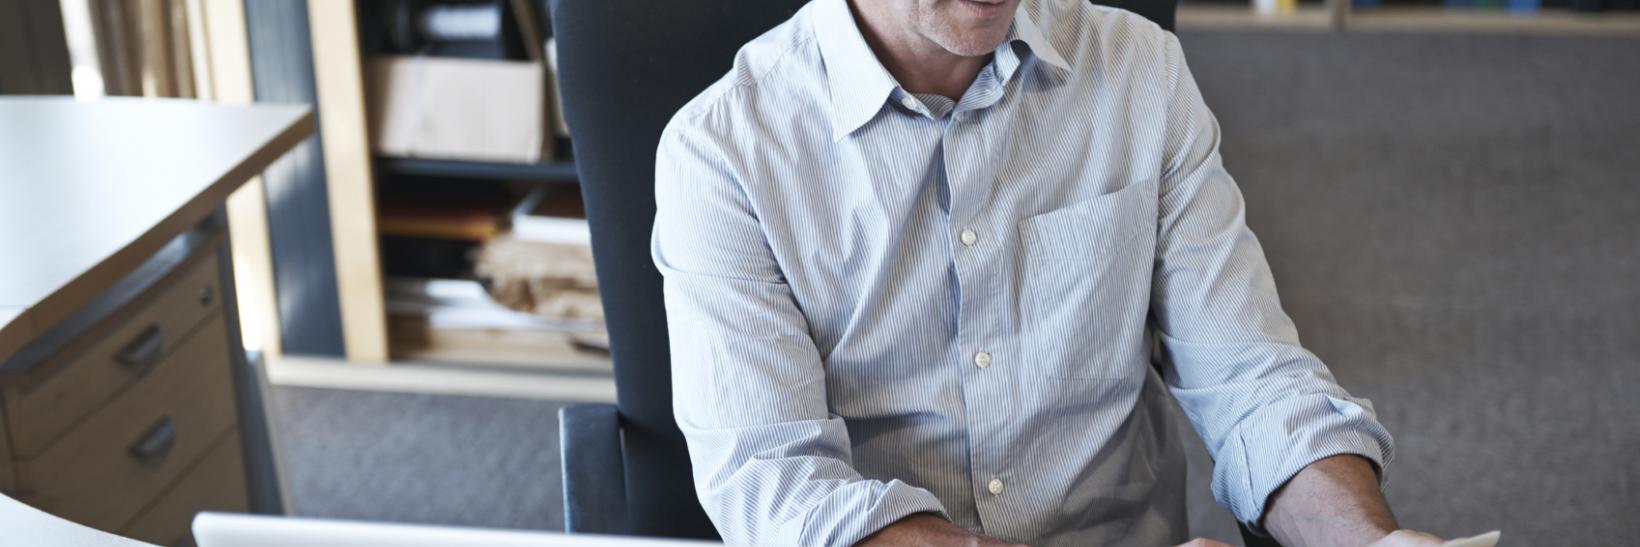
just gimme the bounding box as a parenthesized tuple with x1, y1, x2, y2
(1263, 455, 1444, 547)
(856, 514, 1026, 547)
(1366, 530, 1446, 547)
(1168, 533, 1440, 547)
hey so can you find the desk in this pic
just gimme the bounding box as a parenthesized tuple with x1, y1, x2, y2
(0, 491, 147, 546)
(0, 97, 312, 545)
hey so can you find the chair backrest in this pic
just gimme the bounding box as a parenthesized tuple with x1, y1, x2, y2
(550, 1, 810, 538)
(1098, 0, 1175, 32)
(550, 0, 1176, 539)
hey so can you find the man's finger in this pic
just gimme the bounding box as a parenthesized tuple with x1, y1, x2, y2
(1172, 539, 1234, 547)
(1368, 529, 1450, 547)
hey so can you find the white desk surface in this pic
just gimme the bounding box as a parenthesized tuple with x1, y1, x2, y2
(0, 97, 312, 364)
(0, 492, 153, 546)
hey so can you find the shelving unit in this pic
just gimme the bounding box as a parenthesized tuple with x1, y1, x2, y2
(1178, 3, 1337, 30)
(304, 0, 610, 375)
(1347, 6, 1640, 34)
(1179, 1, 1640, 34)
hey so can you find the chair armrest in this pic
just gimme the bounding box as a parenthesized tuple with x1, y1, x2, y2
(559, 403, 629, 534)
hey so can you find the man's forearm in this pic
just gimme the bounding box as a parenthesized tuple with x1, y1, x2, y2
(1262, 454, 1398, 547)
(856, 514, 1024, 547)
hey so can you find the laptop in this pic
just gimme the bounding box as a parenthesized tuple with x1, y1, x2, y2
(196, 513, 1498, 547)
(192, 513, 717, 547)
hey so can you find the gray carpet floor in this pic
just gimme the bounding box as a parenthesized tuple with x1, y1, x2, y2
(272, 387, 568, 531)
(272, 29, 1639, 546)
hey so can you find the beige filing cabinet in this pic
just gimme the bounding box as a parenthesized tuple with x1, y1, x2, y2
(0, 97, 313, 545)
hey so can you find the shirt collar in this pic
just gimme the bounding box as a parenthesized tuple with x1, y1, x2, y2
(813, 0, 1073, 141)
(1012, 3, 1072, 74)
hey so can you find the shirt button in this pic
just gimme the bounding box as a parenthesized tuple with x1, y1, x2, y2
(973, 351, 992, 369)
(959, 228, 978, 247)
(900, 96, 919, 111)
(987, 478, 1004, 496)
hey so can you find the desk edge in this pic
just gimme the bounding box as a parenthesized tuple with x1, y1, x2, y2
(0, 108, 314, 368)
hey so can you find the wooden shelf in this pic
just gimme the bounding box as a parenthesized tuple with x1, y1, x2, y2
(1178, 4, 1337, 30)
(374, 156, 580, 183)
(387, 318, 613, 375)
(1179, 4, 1640, 34)
(383, 277, 608, 372)
(1349, 6, 1640, 34)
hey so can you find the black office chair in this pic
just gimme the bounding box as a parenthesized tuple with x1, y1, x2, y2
(549, 1, 1249, 543)
(548, 1, 810, 538)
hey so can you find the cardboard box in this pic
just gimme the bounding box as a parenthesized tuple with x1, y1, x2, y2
(368, 55, 551, 164)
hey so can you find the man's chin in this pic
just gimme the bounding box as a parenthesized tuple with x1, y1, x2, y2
(937, 32, 1011, 57)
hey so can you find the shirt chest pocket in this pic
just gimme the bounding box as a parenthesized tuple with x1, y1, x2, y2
(1018, 179, 1158, 381)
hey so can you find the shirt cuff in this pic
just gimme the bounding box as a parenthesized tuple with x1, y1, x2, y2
(1211, 394, 1395, 531)
(788, 479, 950, 547)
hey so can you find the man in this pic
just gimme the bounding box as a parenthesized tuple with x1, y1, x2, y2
(652, 0, 1441, 545)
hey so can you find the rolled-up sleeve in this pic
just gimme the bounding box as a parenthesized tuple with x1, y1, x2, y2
(1149, 34, 1396, 529)
(652, 118, 948, 546)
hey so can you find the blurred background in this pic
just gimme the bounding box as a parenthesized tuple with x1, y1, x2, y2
(2, 0, 1635, 545)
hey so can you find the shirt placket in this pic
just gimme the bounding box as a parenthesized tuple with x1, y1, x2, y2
(941, 72, 1015, 535)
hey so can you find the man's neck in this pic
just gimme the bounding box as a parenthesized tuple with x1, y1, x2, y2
(849, 1, 992, 100)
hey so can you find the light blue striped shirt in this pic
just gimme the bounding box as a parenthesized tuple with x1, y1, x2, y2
(652, 1, 1394, 545)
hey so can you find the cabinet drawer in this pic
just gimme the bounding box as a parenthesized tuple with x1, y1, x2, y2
(121, 430, 248, 547)
(3, 252, 222, 458)
(15, 316, 239, 533)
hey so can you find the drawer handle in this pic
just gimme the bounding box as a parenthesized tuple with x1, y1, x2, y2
(128, 416, 177, 463)
(115, 324, 165, 374)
